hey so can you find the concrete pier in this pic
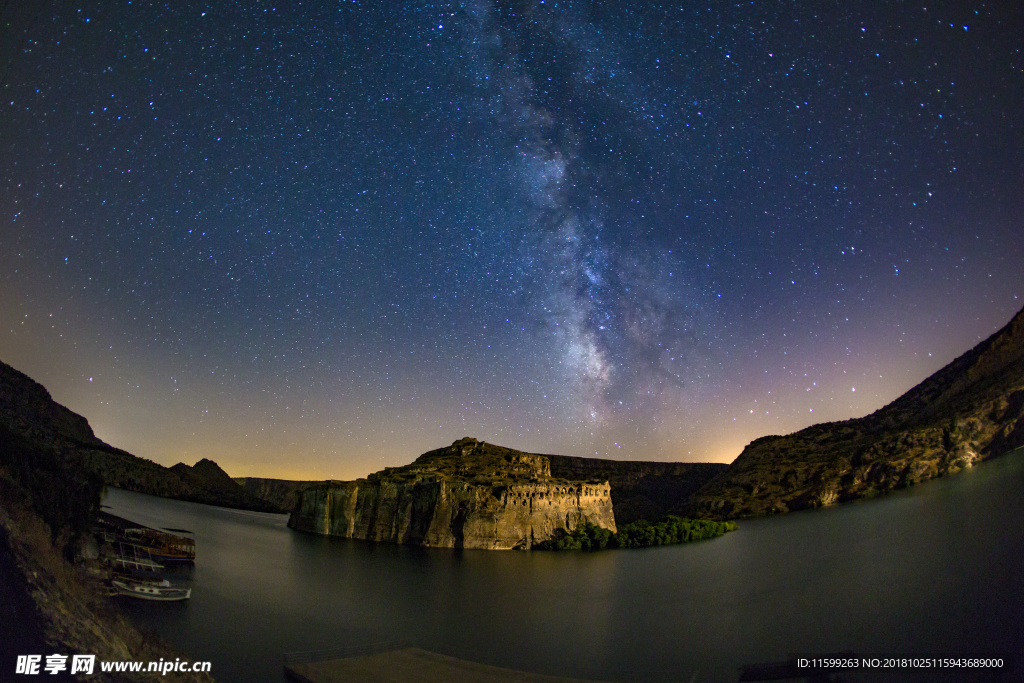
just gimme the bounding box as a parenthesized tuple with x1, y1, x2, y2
(284, 647, 613, 683)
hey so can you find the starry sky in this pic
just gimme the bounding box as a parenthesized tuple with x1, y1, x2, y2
(1, 1, 1021, 480)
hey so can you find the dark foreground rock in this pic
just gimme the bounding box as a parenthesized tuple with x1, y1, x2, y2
(0, 423, 213, 682)
(689, 305, 1024, 518)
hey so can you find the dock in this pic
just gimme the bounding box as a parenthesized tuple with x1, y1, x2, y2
(284, 647, 614, 683)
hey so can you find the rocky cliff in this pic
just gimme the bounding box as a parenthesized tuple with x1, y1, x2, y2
(689, 305, 1024, 518)
(289, 438, 617, 549)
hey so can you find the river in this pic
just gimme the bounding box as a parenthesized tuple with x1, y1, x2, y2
(103, 448, 1024, 683)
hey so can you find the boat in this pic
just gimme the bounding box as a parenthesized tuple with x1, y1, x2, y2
(124, 527, 196, 562)
(111, 578, 191, 601)
(92, 512, 195, 601)
(96, 512, 196, 562)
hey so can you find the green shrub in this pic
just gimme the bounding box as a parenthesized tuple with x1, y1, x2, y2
(534, 516, 737, 551)
(616, 516, 737, 548)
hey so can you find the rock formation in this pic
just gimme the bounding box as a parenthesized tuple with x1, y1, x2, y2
(0, 360, 101, 448)
(289, 438, 617, 549)
(689, 304, 1024, 518)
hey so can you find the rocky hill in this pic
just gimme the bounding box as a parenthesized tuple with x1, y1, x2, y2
(0, 359, 278, 513)
(290, 438, 618, 549)
(689, 305, 1024, 518)
(0, 360, 102, 449)
(166, 458, 281, 512)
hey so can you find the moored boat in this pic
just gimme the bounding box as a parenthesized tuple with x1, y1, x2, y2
(111, 578, 191, 601)
(96, 512, 196, 562)
(124, 527, 196, 562)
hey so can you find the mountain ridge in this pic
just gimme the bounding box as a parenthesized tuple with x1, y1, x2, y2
(687, 305, 1024, 518)
(0, 359, 280, 513)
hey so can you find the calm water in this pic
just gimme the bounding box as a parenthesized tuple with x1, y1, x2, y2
(104, 449, 1024, 683)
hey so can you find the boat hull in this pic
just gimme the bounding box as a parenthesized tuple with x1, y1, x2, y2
(111, 580, 191, 602)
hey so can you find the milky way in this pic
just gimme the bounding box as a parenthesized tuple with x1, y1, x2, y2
(466, 0, 733, 430)
(1, 1, 1020, 478)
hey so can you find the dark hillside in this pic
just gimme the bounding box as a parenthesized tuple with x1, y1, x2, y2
(690, 306, 1024, 518)
(0, 360, 279, 513)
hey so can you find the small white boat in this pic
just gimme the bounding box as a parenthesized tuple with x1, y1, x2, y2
(111, 579, 191, 601)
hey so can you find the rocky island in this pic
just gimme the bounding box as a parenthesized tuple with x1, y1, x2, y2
(289, 437, 619, 549)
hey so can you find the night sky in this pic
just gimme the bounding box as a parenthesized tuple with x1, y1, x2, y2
(1, 1, 1021, 480)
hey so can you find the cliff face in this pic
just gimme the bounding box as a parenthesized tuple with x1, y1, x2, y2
(690, 305, 1024, 518)
(289, 438, 616, 549)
